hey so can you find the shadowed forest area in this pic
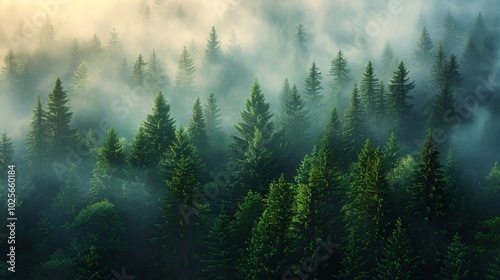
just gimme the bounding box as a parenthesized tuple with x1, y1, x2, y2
(0, 0, 499, 279)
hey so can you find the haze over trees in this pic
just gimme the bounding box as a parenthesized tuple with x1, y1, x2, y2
(0, 1, 499, 279)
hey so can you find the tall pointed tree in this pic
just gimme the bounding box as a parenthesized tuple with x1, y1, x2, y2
(430, 43, 446, 91)
(429, 80, 455, 135)
(26, 95, 47, 171)
(437, 234, 475, 280)
(204, 26, 224, 66)
(204, 92, 224, 146)
(360, 61, 379, 119)
(303, 61, 324, 112)
(187, 97, 209, 158)
(45, 77, 77, 161)
(145, 49, 167, 92)
(379, 42, 397, 82)
(388, 61, 415, 136)
(329, 50, 351, 107)
(343, 84, 367, 165)
(242, 175, 294, 279)
(131, 54, 146, 87)
(174, 46, 196, 97)
(0, 132, 14, 169)
(414, 26, 434, 68)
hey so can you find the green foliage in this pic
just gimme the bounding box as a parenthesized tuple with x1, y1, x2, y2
(485, 252, 500, 280)
(71, 200, 125, 257)
(430, 43, 446, 91)
(175, 46, 196, 96)
(342, 140, 393, 280)
(204, 26, 224, 66)
(45, 77, 77, 160)
(131, 53, 146, 86)
(129, 126, 153, 169)
(376, 218, 420, 280)
(343, 84, 367, 164)
(329, 49, 350, 106)
(0, 131, 14, 169)
(188, 97, 209, 157)
(2, 49, 21, 87)
(304, 61, 324, 116)
(242, 175, 294, 279)
(145, 49, 167, 92)
(388, 61, 415, 135)
(414, 26, 434, 67)
(32, 251, 75, 280)
(76, 245, 108, 280)
(429, 80, 455, 135)
(382, 132, 401, 171)
(438, 233, 475, 280)
(360, 61, 379, 118)
(379, 42, 398, 82)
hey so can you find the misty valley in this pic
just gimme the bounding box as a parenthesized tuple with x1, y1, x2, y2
(0, 0, 499, 279)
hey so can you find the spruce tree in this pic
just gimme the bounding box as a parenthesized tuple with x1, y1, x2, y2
(2, 49, 21, 89)
(142, 92, 176, 169)
(443, 11, 461, 52)
(86, 34, 103, 62)
(129, 126, 153, 169)
(200, 206, 233, 280)
(131, 54, 146, 86)
(374, 80, 387, 127)
(438, 234, 475, 280)
(376, 218, 420, 280)
(174, 46, 196, 97)
(343, 84, 367, 165)
(153, 128, 203, 279)
(45, 77, 77, 161)
(382, 132, 401, 171)
(388, 61, 415, 136)
(204, 92, 224, 146)
(204, 26, 224, 66)
(430, 43, 446, 91)
(105, 28, 123, 60)
(71, 62, 89, 95)
(360, 61, 379, 119)
(407, 131, 451, 276)
(26, 95, 47, 170)
(303, 61, 324, 115)
(242, 175, 294, 279)
(379, 42, 397, 82)
(292, 23, 309, 70)
(187, 97, 209, 158)
(414, 26, 434, 68)
(443, 54, 462, 93)
(0, 132, 14, 169)
(329, 50, 350, 107)
(278, 78, 292, 111)
(429, 80, 455, 135)
(145, 49, 167, 92)
(279, 84, 311, 171)
(342, 140, 393, 280)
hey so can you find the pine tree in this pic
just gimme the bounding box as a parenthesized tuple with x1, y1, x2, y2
(153, 128, 203, 279)
(131, 54, 146, 87)
(142, 92, 176, 169)
(407, 131, 451, 276)
(2, 49, 20, 88)
(382, 132, 401, 171)
(204, 26, 224, 66)
(232, 80, 274, 158)
(278, 78, 292, 111)
(360, 61, 379, 118)
(200, 206, 233, 280)
(303, 61, 324, 114)
(438, 234, 475, 280)
(388, 61, 415, 136)
(188, 97, 209, 158)
(414, 26, 434, 68)
(376, 218, 420, 280)
(26, 95, 47, 170)
(279, 84, 311, 171)
(204, 92, 224, 146)
(379, 42, 397, 82)
(145, 49, 167, 92)
(243, 175, 294, 279)
(45, 77, 77, 161)
(293, 24, 309, 69)
(0, 132, 14, 169)
(329, 50, 351, 107)
(105, 28, 122, 60)
(443, 54, 462, 93)
(129, 126, 154, 170)
(443, 11, 461, 52)
(86, 34, 103, 62)
(88, 126, 127, 202)
(429, 80, 455, 135)
(462, 37, 478, 69)
(71, 62, 89, 95)
(374, 80, 387, 124)
(343, 84, 367, 165)
(342, 140, 393, 280)
(175, 46, 196, 97)
(430, 43, 446, 91)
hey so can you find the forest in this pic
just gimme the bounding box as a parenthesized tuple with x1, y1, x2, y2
(0, 0, 499, 279)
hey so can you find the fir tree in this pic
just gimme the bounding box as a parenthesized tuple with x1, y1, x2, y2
(142, 92, 176, 169)
(429, 80, 455, 135)
(303, 61, 324, 114)
(242, 175, 294, 279)
(360, 61, 379, 119)
(278, 78, 292, 111)
(388, 61, 415, 136)
(343, 84, 367, 165)
(443, 54, 462, 93)
(131, 54, 146, 86)
(129, 126, 153, 169)
(26, 95, 47, 170)
(204, 92, 224, 146)
(430, 43, 446, 91)
(374, 80, 387, 125)
(45, 77, 77, 161)
(443, 11, 461, 52)
(174, 46, 196, 97)
(292, 23, 309, 69)
(2, 49, 21, 88)
(204, 26, 224, 66)
(382, 132, 401, 171)
(379, 42, 397, 81)
(279, 84, 311, 171)
(414, 26, 434, 68)
(376, 218, 420, 280)
(342, 140, 393, 280)
(438, 234, 475, 280)
(71, 62, 89, 95)
(0, 132, 14, 169)
(188, 97, 209, 158)
(145, 49, 167, 92)
(153, 128, 203, 279)
(329, 50, 351, 107)
(86, 34, 103, 62)
(105, 28, 122, 60)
